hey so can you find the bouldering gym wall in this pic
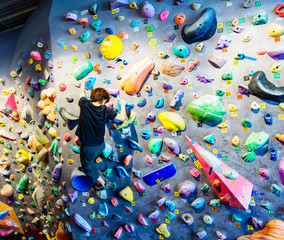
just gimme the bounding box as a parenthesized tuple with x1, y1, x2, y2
(0, 0, 283, 239)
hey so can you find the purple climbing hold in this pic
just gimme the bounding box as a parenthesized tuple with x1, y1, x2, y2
(196, 73, 214, 83)
(110, 0, 129, 9)
(163, 138, 180, 155)
(232, 26, 245, 33)
(216, 35, 231, 50)
(164, 33, 176, 43)
(73, 213, 92, 232)
(68, 190, 78, 203)
(238, 84, 249, 95)
(140, 1, 155, 19)
(52, 163, 62, 181)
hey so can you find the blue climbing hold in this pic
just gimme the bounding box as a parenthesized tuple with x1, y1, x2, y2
(85, 77, 96, 90)
(116, 166, 129, 178)
(264, 113, 273, 125)
(131, 19, 140, 28)
(165, 201, 175, 212)
(98, 202, 108, 217)
(137, 99, 147, 107)
(105, 28, 113, 34)
(45, 51, 51, 61)
(155, 98, 164, 108)
(70, 145, 80, 154)
(270, 147, 277, 161)
(96, 37, 104, 44)
(126, 138, 143, 152)
(141, 129, 151, 140)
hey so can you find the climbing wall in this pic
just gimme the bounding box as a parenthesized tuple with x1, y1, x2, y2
(0, 0, 284, 239)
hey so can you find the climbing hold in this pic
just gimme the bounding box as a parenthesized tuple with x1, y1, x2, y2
(120, 57, 154, 95)
(243, 33, 252, 42)
(134, 180, 145, 192)
(178, 180, 196, 198)
(195, 42, 204, 52)
(231, 136, 240, 146)
(148, 138, 163, 154)
(131, 19, 140, 28)
(203, 215, 213, 225)
(264, 113, 273, 125)
(79, 30, 90, 43)
(175, 14, 186, 25)
(138, 213, 148, 225)
(105, 28, 113, 34)
(227, 104, 238, 112)
(267, 23, 284, 37)
(164, 33, 176, 43)
(129, 2, 138, 9)
(270, 147, 277, 161)
(244, 132, 269, 152)
(148, 38, 157, 47)
(30, 51, 41, 61)
(222, 72, 233, 80)
(181, 8, 217, 44)
(188, 59, 200, 72)
(180, 78, 188, 85)
(91, 20, 102, 31)
(88, 3, 98, 14)
(100, 35, 123, 60)
(271, 62, 282, 73)
(73, 60, 93, 80)
(191, 3, 201, 10)
(233, 26, 245, 34)
(73, 213, 92, 232)
(170, 90, 184, 108)
(146, 25, 155, 32)
(119, 186, 133, 202)
(187, 94, 226, 124)
(161, 58, 185, 77)
(275, 133, 284, 143)
(216, 35, 231, 50)
(140, 1, 155, 19)
(65, 12, 77, 21)
(116, 15, 125, 21)
(98, 202, 108, 217)
(163, 138, 180, 155)
(162, 81, 172, 90)
(191, 198, 205, 209)
(278, 158, 284, 185)
(251, 12, 268, 25)
(160, 10, 169, 21)
(1, 184, 13, 197)
(172, 45, 190, 58)
(148, 210, 159, 219)
(208, 53, 227, 68)
(158, 112, 185, 132)
(203, 134, 216, 145)
(79, 18, 88, 25)
(156, 224, 170, 238)
(222, 168, 238, 180)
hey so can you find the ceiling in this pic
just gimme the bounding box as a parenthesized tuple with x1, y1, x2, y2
(0, 0, 41, 34)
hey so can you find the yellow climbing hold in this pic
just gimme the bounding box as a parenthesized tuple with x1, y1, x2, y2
(227, 104, 238, 112)
(158, 112, 185, 132)
(267, 23, 284, 37)
(19, 120, 26, 126)
(88, 197, 95, 204)
(119, 186, 133, 202)
(3, 148, 9, 155)
(279, 103, 284, 111)
(100, 35, 123, 60)
(148, 38, 157, 47)
(18, 194, 24, 200)
(218, 120, 228, 128)
(15, 149, 32, 165)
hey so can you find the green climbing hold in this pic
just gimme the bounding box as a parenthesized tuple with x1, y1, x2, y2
(46, 166, 51, 173)
(19, 215, 24, 220)
(53, 155, 60, 163)
(102, 77, 107, 83)
(110, 182, 117, 189)
(241, 151, 256, 163)
(46, 215, 54, 223)
(45, 122, 50, 129)
(39, 164, 43, 171)
(203, 133, 216, 145)
(51, 187, 59, 197)
(244, 132, 269, 152)
(30, 185, 35, 192)
(57, 148, 62, 155)
(216, 89, 225, 97)
(90, 212, 96, 220)
(30, 202, 35, 207)
(222, 72, 233, 80)
(15, 201, 20, 207)
(39, 79, 46, 86)
(102, 168, 112, 177)
(146, 25, 155, 32)
(4, 142, 12, 150)
(187, 94, 226, 124)
(116, 73, 122, 80)
(241, 119, 252, 127)
(148, 138, 163, 154)
(232, 214, 242, 223)
(17, 174, 29, 191)
(29, 89, 35, 98)
(49, 139, 58, 155)
(73, 60, 93, 80)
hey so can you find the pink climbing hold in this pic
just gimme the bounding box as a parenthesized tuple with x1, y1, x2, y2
(0, 93, 19, 121)
(30, 51, 42, 61)
(114, 227, 123, 239)
(59, 83, 67, 91)
(160, 10, 169, 21)
(185, 135, 254, 210)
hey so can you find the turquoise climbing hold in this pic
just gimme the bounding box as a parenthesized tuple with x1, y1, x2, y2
(79, 30, 90, 43)
(73, 61, 93, 80)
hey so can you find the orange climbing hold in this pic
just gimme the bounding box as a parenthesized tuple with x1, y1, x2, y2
(93, 64, 100, 72)
(275, 133, 284, 143)
(132, 42, 140, 51)
(117, 30, 125, 38)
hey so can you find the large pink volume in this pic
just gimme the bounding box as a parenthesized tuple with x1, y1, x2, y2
(120, 57, 155, 95)
(185, 136, 253, 210)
